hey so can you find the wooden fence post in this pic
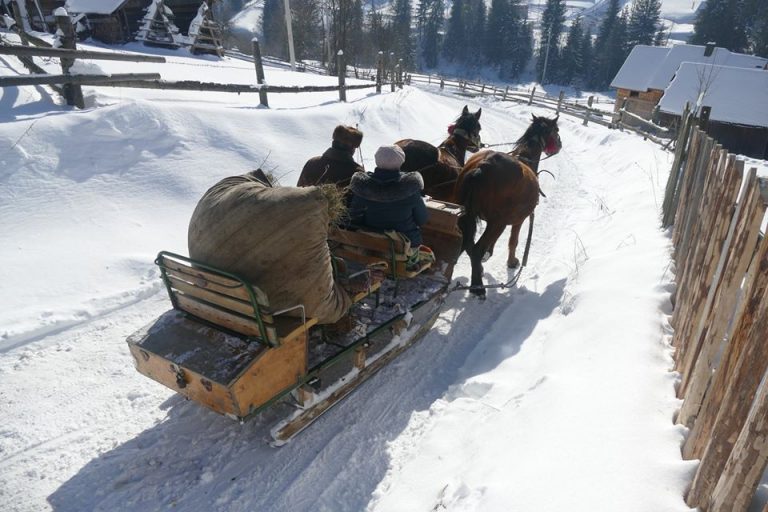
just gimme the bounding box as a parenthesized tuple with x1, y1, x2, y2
(708, 358, 768, 512)
(11, 5, 29, 46)
(685, 230, 768, 508)
(55, 9, 84, 109)
(612, 97, 627, 128)
(528, 86, 535, 105)
(662, 102, 693, 227)
(337, 50, 346, 102)
(397, 59, 403, 88)
(503, 85, 509, 101)
(582, 95, 594, 126)
(252, 38, 269, 107)
(556, 90, 564, 114)
(375, 51, 382, 93)
(389, 52, 395, 92)
(439, 77, 444, 90)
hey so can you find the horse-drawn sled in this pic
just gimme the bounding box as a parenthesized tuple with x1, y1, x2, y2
(126, 170, 464, 444)
(126, 109, 561, 443)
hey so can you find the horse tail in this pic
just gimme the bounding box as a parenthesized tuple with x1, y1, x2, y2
(455, 168, 482, 255)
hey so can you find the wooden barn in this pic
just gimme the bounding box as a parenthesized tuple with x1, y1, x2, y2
(658, 63, 768, 159)
(611, 43, 767, 127)
(64, 0, 203, 44)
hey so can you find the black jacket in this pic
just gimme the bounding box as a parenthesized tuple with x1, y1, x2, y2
(349, 168, 429, 246)
(297, 147, 363, 189)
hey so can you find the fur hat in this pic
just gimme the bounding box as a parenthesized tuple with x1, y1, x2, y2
(332, 125, 363, 149)
(374, 145, 406, 170)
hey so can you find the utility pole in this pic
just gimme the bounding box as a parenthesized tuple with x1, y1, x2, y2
(283, 0, 296, 70)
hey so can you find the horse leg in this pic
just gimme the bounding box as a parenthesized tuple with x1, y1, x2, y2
(507, 222, 523, 268)
(458, 213, 477, 256)
(469, 222, 506, 298)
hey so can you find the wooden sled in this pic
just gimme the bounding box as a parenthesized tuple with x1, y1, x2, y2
(127, 200, 464, 444)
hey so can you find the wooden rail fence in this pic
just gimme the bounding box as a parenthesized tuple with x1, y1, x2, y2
(662, 109, 768, 511)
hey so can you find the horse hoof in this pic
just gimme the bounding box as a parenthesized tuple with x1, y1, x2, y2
(507, 258, 520, 269)
(470, 288, 486, 299)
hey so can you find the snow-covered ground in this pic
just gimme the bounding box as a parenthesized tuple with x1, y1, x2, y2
(3, 34, 757, 512)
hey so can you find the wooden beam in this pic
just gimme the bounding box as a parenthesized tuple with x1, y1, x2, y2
(0, 45, 167, 63)
(95, 80, 376, 94)
(0, 73, 162, 87)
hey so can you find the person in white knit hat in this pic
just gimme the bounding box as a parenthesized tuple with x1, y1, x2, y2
(348, 145, 428, 245)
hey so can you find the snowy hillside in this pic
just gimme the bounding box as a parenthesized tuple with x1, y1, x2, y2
(0, 33, 733, 512)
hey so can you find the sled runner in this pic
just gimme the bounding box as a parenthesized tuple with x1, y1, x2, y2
(126, 199, 463, 444)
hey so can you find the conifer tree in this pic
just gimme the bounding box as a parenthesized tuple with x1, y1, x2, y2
(750, 12, 768, 57)
(626, 0, 661, 46)
(690, 0, 748, 52)
(590, 0, 628, 89)
(417, 0, 444, 68)
(392, 0, 414, 68)
(580, 28, 593, 85)
(291, 0, 322, 61)
(559, 16, 583, 84)
(261, 0, 287, 59)
(484, 0, 510, 66)
(537, 0, 566, 83)
(443, 0, 467, 62)
(466, 0, 487, 65)
(348, 0, 365, 64)
(511, 20, 533, 78)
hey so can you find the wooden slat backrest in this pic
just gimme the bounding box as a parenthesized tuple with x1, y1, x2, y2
(329, 228, 433, 279)
(156, 252, 278, 346)
(329, 227, 409, 258)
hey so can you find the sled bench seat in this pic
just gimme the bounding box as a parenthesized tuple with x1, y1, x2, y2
(156, 251, 317, 347)
(329, 227, 433, 279)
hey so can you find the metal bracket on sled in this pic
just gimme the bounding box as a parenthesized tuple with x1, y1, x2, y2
(450, 266, 524, 294)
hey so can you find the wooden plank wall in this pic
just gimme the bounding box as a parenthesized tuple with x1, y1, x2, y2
(662, 125, 768, 512)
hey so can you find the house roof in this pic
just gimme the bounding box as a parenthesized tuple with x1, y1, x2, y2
(610, 45, 671, 91)
(658, 63, 768, 128)
(611, 43, 767, 92)
(64, 0, 129, 15)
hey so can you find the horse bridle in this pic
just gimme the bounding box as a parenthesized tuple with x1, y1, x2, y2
(450, 127, 482, 152)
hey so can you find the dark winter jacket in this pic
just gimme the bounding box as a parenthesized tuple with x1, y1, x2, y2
(297, 147, 364, 190)
(349, 168, 429, 246)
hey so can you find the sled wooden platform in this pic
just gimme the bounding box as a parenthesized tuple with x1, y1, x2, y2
(127, 200, 464, 443)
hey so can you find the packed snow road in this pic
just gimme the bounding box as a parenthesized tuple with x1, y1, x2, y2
(1, 47, 692, 512)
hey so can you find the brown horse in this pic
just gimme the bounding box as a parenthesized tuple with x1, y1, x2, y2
(455, 114, 562, 297)
(396, 106, 482, 201)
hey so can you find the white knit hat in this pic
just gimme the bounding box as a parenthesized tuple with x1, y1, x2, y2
(374, 145, 406, 170)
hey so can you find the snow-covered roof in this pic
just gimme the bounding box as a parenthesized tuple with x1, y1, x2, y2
(610, 45, 671, 91)
(658, 63, 768, 128)
(65, 0, 128, 15)
(611, 43, 768, 92)
(647, 45, 767, 90)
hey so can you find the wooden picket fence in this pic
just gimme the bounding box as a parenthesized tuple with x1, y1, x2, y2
(662, 106, 768, 511)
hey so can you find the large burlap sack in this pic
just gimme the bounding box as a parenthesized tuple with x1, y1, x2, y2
(188, 173, 352, 324)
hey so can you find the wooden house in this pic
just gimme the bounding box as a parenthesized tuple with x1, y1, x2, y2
(658, 63, 768, 159)
(64, 0, 202, 44)
(611, 44, 767, 127)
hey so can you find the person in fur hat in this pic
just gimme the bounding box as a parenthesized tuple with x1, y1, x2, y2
(349, 145, 429, 246)
(297, 125, 364, 189)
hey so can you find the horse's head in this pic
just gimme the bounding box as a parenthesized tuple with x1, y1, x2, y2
(519, 114, 562, 156)
(449, 105, 483, 152)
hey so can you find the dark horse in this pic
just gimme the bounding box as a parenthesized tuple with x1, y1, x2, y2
(396, 106, 482, 201)
(455, 114, 562, 297)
